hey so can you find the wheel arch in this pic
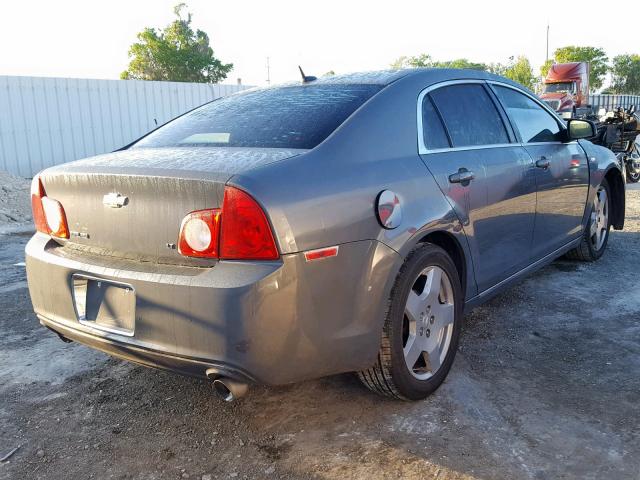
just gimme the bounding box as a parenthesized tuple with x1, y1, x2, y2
(604, 167, 625, 230)
(415, 230, 468, 299)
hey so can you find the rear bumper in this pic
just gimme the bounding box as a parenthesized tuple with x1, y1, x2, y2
(26, 234, 400, 385)
(38, 313, 256, 382)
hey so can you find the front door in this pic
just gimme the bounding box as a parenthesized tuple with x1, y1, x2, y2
(492, 85, 590, 260)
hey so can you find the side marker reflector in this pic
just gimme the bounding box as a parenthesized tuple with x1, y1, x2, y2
(304, 246, 339, 262)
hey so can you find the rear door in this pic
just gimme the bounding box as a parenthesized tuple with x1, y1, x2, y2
(419, 81, 537, 293)
(491, 84, 589, 260)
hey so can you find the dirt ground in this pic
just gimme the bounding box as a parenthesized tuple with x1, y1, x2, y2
(1, 187, 639, 480)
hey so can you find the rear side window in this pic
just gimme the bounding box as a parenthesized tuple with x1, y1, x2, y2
(422, 96, 450, 149)
(430, 84, 509, 147)
(494, 86, 561, 143)
(133, 84, 382, 150)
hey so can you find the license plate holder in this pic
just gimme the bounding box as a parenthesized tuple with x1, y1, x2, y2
(72, 274, 135, 336)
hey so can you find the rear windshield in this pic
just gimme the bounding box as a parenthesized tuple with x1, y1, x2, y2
(132, 84, 382, 150)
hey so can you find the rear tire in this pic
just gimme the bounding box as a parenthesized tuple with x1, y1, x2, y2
(626, 145, 640, 183)
(627, 166, 640, 183)
(566, 179, 611, 262)
(358, 243, 463, 400)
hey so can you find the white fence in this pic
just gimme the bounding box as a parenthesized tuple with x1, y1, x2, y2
(590, 94, 640, 112)
(0, 76, 249, 177)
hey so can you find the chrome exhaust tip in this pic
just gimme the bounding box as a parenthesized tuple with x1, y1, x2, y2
(211, 377, 248, 402)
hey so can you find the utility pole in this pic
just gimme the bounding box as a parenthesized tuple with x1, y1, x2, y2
(266, 57, 271, 86)
(545, 23, 550, 63)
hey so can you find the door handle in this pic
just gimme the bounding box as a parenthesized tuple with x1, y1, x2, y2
(535, 157, 550, 169)
(448, 168, 475, 185)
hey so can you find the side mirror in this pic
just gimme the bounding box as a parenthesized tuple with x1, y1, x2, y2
(566, 119, 596, 141)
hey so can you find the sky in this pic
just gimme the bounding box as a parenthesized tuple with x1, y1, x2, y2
(2, 0, 639, 87)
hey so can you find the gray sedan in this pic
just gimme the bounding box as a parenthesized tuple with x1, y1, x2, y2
(25, 69, 625, 401)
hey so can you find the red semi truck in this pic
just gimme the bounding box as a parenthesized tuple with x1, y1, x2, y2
(540, 62, 590, 116)
(539, 61, 640, 182)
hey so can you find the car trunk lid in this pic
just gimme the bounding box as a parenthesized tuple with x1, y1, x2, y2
(40, 147, 304, 266)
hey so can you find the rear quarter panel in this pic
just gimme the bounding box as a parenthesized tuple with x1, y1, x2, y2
(230, 72, 477, 300)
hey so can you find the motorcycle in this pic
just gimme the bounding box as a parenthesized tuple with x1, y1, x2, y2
(594, 105, 640, 183)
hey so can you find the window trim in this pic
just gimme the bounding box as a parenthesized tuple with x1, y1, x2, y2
(421, 93, 452, 149)
(486, 81, 568, 145)
(418, 80, 515, 154)
(483, 83, 518, 143)
(417, 79, 570, 154)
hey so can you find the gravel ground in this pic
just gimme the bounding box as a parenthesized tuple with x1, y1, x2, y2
(0, 171, 31, 231)
(0, 188, 639, 480)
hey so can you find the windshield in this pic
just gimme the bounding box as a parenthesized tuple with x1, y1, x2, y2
(132, 84, 382, 150)
(543, 82, 575, 94)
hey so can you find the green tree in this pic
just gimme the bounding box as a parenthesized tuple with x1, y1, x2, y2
(390, 54, 433, 69)
(391, 53, 534, 88)
(551, 46, 608, 90)
(121, 4, 233, 83)
(502, 56, 535, 89)
(390, 54, 487, 71)
(432, 59, 487, 70)
(611, 54, 640, 94)
(487, 62, 507, 76)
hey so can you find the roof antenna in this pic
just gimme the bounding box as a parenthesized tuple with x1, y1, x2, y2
(298, 66, 317, 83)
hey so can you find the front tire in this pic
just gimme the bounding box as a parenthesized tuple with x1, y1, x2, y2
(566, 179, 611, 262)
(358, 243, 463, 400)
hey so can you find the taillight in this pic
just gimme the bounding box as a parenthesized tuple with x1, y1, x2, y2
(177, 186, 278, 260)
(177, 209, 221, 257)
(219, 187, 279, 260)
(31, 177, 48, 234)
(31, 176, 69, 239)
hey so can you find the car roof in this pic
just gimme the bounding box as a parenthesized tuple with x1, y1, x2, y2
(397, 68, 528, 90)
(273, 68, 530, 93)
(271, 70, 408, 86)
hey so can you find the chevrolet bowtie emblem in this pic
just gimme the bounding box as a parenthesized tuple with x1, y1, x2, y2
(102, 192, 128, 208)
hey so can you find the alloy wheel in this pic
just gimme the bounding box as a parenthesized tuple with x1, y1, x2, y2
(590, 186, 609, 251)
(402, 266, 455, 380)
